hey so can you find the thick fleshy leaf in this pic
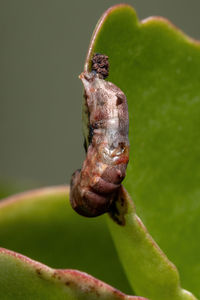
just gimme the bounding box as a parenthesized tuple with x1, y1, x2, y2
(107, 187, 196, 300)
(0, 186, 132, 294)
(85, 4, 200, 298)
(0, 248, 147, 300)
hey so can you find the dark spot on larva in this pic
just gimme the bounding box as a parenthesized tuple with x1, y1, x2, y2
(65, 281, 71, 286)
(83, 138, 87, 152)
(93, 122, 100, 129)
(88, 125, 94, 144)
(91, 53, 109, 79)
(116, 94, 124, 106)
(118, 142, 125, 150)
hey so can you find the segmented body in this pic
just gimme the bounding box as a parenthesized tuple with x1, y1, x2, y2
(70, 70, 129, 217)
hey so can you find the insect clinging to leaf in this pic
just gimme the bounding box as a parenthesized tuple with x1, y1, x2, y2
(70, 54, 129, 217)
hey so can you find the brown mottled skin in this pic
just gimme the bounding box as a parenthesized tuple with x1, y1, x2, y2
(70, 56, 129, 217)
(91, 53, 109, 78)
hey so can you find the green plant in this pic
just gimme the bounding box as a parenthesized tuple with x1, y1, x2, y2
(0, 4, 199, 300)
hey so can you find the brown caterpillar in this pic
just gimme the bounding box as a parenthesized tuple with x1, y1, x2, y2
(70, 54, 129, 217)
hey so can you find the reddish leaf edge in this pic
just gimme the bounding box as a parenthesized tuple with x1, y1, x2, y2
(0, 247, 147, 300)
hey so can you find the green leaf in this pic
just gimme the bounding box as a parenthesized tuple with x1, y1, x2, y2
(85, 3, 200, 299)
(107, 187, 196, 300)
(0, 247, 147, 300)
(0, 186, 132, 294)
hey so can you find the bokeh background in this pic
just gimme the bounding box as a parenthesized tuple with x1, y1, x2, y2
(1, 0, 200, 191)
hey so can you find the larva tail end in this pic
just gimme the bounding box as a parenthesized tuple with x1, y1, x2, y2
(70, 170, 115, 217)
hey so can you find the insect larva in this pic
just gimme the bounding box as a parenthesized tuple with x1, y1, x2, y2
(70, 54, 129, 217)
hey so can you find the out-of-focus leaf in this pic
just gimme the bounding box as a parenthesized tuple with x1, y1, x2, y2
(0, 186, 132, 294)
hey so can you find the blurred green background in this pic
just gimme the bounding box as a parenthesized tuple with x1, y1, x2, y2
(1, 0, 200, 190)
